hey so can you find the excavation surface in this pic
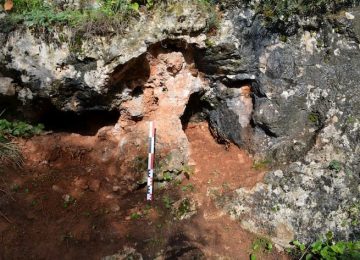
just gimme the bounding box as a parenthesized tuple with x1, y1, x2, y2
(0, 123, 287, 259)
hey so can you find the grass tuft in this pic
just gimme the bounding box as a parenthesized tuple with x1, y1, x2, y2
(0, 140, 23, 167)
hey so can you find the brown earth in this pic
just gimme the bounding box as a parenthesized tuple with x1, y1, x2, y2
(0, 122, 288, 260)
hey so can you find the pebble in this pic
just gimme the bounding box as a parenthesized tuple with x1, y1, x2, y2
(73, 177, 89, 190)
(89, 179, 101, 192)
(112, 185, 121, 192)
(63, 194, 71, 202)
(345, 12, 355, 20)
(52, 185, 63, 193)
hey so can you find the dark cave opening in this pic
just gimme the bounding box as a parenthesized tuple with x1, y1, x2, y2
(0, 96, 120, 136)
(38, 106, 120, 136)
(180, 91, 212, 130)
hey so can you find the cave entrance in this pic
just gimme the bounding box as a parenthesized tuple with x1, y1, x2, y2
(39, 106, 120, 136)
(180, 91, 211, 130)
(0, 98, 120, 136)
(182, 92, 265, 194)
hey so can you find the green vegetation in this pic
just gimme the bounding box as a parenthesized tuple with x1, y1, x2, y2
(279, 34, 288, 42)
(0, 117, 43, 167)
(347, 202, 360, 227)
(220, 0, 357, 34)
(8, 0, 142, 36)
(347, 116, 358, 125)
(252, 159, 271, 170)
(249, 0, 355, 30)
(162, 171, 173, 182)
(308, 112, 320, 124)
(328, 160, 342, 173)
(174, 198, 192, 220)
(181, 183, 195, 192)
(5, 0, 218, 38)
(250, 237, 273, 260)
(0, 119, 43, 137)
(162, 195, 173, 209)
(130, 212, 142, 220)
(292, 231, 360, 260)
(271, 204, 280, 212)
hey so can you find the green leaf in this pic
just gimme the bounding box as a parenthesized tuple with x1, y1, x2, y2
(331, 242, 345, 254)
(326, 231, 334, 241)
(129, 2, 139, 11)
(300, 244, 306, 251)
(293, 240, 301, 247)
(305, 253, 313, 260)
(250, 254, 256, 260)
(311, 240, 323, 253)
(320, 246, 336, 260)
(252, 243, 259, 250)
(353, 241, 360, 250)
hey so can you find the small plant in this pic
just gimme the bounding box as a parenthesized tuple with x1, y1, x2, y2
(145, 0, 154, 9)
(141, 204, 152, 216)
(279, 34, 288, 42)
(347, 116, 357, 124)
(250, 237, 273, 259)
(308, 113, 320, 124)
(0, 119, 44, 137)
(205, 38, 214, 47)
(162, 195, 173, 209)
(250, 0, 356, 34)
(162, 171, 173, 182)
(271, 204, 280, 212)
(0, 117, 43, 167)
(291, 232, 360, 260)
(63, 195, 76, 209)
(130, 212, 142, 220)
(328, 160, 341, 173)
(252, 159, 271, 170)
(347, 202, 360, 226)
(175, 198, 192, 219)
(181, 183, 195, 192)
(0, 140, 23, 167)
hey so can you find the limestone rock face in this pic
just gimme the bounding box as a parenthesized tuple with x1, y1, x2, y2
(0, 77, 16, 96)
(208, 6, 360, 245)
(1, 1, 360, 247)
(0, 1, 208, 111)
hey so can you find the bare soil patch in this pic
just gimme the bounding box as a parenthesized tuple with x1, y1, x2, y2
(0, 122, 288, 259)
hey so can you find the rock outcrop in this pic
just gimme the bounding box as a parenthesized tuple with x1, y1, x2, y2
(211, 5, 360, 245)
(1, 0, 359, 247)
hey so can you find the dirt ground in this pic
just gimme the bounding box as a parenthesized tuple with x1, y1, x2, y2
(0, 122, 289, 260)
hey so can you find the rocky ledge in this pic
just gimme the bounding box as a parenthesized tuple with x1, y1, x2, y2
(0, 0, 359, 247)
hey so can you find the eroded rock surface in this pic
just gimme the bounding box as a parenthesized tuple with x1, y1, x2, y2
(1, 0, 359, 248)
(212, 5, 360, 245)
